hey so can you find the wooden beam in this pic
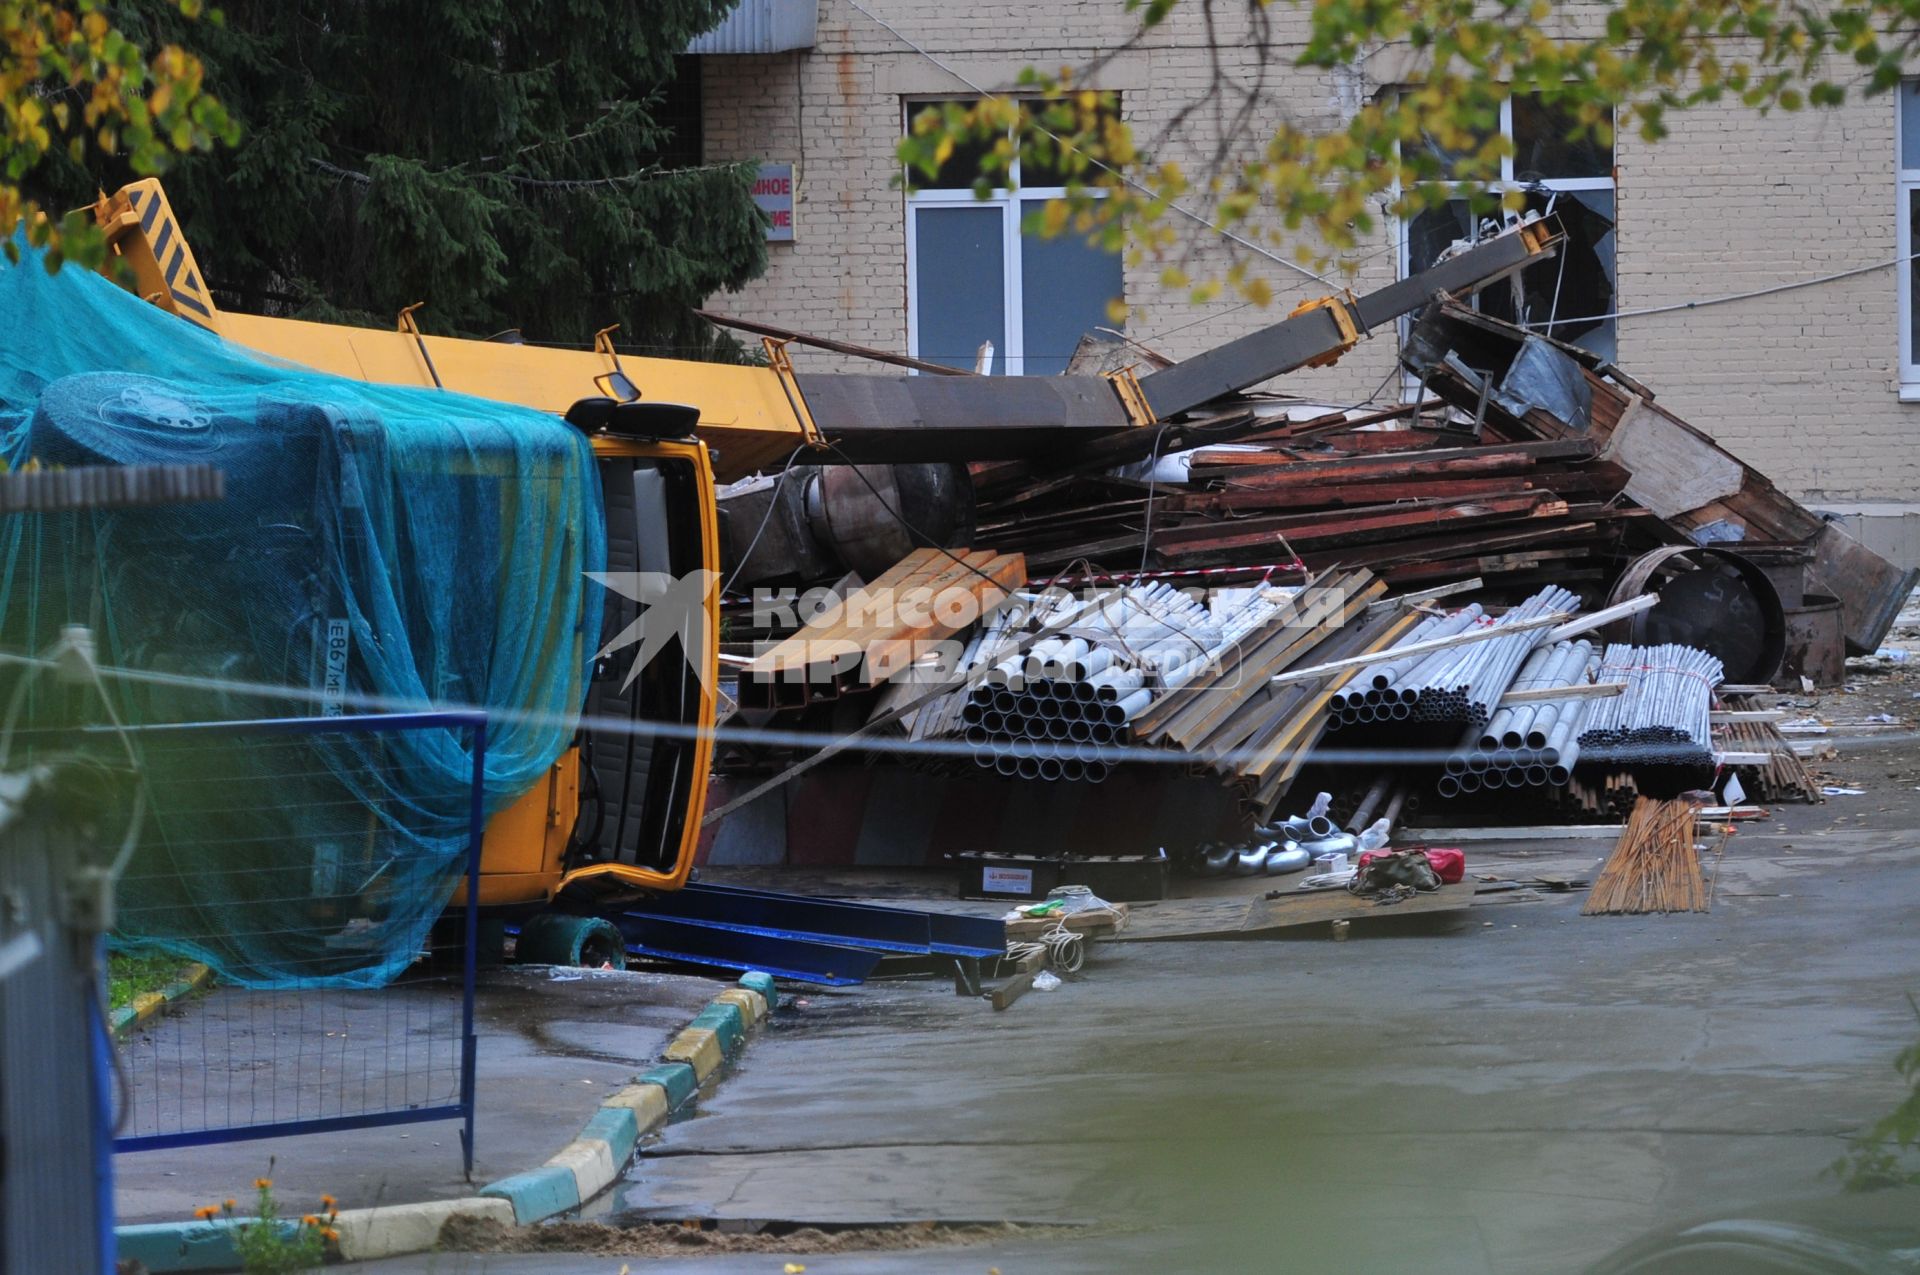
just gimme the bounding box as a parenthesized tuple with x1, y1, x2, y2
(1710, 709, 1786, 723)
(990, 970, 1039, 1011)
(1497, 681, 1626, 706)
(1410, 824, 1624, 840)
(1368, 577, 1483, 614)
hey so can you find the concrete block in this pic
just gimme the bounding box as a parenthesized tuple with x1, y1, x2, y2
(662, 1025, 724, 1082)
(547, 1136, 619, 1203)
(601, 1082, 671, 1132)
(580, 1105, 641, 1166)
(478, 1163, 580, 1224)
(737, 970, 777, 1005)
(331, 1198, 513, 1262)
(690, 1001, 746, 1052)
(635, 1061, 699, 1109)
(713, 986, 765, 1023)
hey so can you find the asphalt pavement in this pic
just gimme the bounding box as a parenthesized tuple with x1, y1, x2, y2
(354, 742, 1920, 1273)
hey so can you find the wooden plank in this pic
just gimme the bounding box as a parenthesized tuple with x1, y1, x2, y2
(1497, 681, 1626, 706)
(1710, 710, 1786, 723)
(1367, 577, 1484, 613)
(990, 970, 1038, 1011)
(1407, 824, 1625, 840)
(1235, 879, 1476, 936)
(742, 548, 939, 675)
(1607, 395, 1745, 518)
(1003, 904, 1129, 941)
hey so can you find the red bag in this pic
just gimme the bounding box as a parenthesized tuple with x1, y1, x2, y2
(1357, 847, 1465, 884)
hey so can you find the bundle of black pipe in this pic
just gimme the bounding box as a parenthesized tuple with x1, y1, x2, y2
(961, 679, 1119, 782)
(1330, 587, 1580, 731)
(1573, 642, 1723, 778)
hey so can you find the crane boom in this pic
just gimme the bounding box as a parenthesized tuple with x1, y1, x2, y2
(90, 179, 1560, 481)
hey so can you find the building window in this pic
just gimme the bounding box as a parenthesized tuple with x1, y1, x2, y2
(1401, 93, 1618, 362)
(1899, 81, 1920, 394)
(904, 99, 1124, 376)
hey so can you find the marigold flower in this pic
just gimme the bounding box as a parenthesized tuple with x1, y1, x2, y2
(193, 1205, 217, 1220)
(319, 1194, 337, 1210)
(222, 1200, 236, 1212)
(322, 1228, 340, 1242)
(301, 1214, 320, 1227)
(254, 1178, 272, 1189)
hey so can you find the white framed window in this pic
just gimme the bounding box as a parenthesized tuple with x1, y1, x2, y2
(1898, 81, 1920, 396)
(904, 98, 1124, 376)
(1399, 93, 1618, 362)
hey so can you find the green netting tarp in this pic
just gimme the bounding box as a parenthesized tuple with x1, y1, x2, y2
(0, 240, 605, 986)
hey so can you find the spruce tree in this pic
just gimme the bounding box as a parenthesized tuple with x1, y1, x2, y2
(47, 1, 766, 355)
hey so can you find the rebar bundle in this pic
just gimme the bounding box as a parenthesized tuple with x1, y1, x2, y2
(1714, 693, 1823, 803)
(1576, 642, 1723, 771)
(1436, 638, 1598, 796)
(1329, 586, 1580, 729)
(1582, 796, 1708, 915)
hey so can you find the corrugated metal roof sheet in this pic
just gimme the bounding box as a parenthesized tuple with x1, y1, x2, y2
(687, 0, 817, 53)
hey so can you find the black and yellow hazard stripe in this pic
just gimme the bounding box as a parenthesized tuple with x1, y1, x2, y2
(119, 180, 218, 328)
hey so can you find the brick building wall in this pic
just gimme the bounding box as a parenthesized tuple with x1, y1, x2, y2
(700, 0, 1917, 508)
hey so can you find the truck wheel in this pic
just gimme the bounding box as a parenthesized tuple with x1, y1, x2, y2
(516, 914, 627, 970)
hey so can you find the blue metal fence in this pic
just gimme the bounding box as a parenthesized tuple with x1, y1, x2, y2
(109, 712, 486, 1175)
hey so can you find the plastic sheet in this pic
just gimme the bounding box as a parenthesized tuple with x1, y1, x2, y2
(0, 241, 606, 986)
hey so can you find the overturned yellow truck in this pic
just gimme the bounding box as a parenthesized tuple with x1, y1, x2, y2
(68, 179, 1562, 969)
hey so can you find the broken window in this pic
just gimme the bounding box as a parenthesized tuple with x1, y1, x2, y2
(1401, 93, 1617, 362)
(1898, 81, 1920, 392)
(904, 98, 1124, 376)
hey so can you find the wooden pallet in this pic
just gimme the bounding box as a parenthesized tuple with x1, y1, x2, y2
(1003, 903, 1129, 941)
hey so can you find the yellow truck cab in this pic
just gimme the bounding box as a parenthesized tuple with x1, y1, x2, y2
(91, 179, 720, 910)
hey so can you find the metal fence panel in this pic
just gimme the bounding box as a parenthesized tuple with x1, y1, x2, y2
(1, 794, 114, 1275)
(111, 713, 484, 1173)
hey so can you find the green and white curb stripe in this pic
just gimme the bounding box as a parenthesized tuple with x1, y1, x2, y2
(110, 962, 213, 1039)
(114, 970, 778, 1269)
(115, 1219, 304, 1273)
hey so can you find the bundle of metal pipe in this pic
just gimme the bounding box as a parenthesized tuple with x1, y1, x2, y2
(1435, 639, 1598, 796)
(1145, 581, 1412, 819)
(1576, 642, 1724, 771)
(1328, 586, 1580, 728)
(923, 581, 1294, 782)
(959, 677, 1124, 782)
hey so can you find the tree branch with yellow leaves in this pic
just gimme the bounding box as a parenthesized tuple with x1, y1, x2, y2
(3, 0, 234, 271)
(897, 0, 1920, 314)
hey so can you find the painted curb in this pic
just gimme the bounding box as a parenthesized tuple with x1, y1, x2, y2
(580, 1106, 641, 1166)
(713, 986, 767, 1023)
(479, 969, 774, 1222)
(116, 970, 779, 1271)
(110, 962, 213, 1039)
(115, 1219, 301, 1273)
(689, 1000, 747, 1052)
(634, 1061, 698, 1110)
(332, 1198, 514, 1262)
(662, 1024, 725, 1082)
